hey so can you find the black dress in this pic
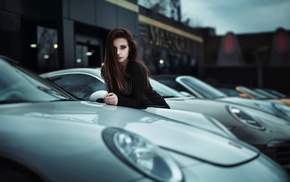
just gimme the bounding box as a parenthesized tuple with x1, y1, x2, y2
(116, 61, 170, 109)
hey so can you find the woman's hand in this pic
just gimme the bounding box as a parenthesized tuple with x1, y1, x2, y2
(104, 92, 118, 106)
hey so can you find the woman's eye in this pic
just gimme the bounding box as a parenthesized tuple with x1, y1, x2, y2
(120, 46, 127, 49)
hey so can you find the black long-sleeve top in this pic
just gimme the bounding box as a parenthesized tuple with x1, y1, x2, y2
(116, 62, 170, 109)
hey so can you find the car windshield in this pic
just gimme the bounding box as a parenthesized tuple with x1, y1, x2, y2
(0, 57, 73, 103)
(178, 76, 227, 99)
(150, 79, 185, 98)
(45, 73, 107, 100)
(237, 86, 268, 99)
(268, 90, 288, 98)
(218, 88, 241, 97)
(254, 89, 280, 99)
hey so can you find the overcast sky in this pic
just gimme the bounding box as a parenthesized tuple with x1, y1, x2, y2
(180, 0, 290, 35)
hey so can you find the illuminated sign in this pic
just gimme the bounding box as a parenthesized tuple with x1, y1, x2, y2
(139, 24, 198, 54)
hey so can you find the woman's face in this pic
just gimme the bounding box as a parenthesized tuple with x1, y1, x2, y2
(113, 38, 129, 66)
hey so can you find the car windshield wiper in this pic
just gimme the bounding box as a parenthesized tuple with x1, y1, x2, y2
(214, 95, 227, 99)
(162, 96, 177, 98)
(37, 86, 69, 99)
(49, 98, 76, 102)
(0, 100, 29, 104)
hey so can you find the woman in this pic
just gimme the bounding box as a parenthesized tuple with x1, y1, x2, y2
(101, 28, 170, 109)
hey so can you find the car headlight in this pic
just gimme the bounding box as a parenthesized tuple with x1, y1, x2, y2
(272, 103, 290, 119)
(227, 105, 266, 130)
(102, 127, 183, 182)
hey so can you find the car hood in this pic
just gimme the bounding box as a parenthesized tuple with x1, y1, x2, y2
(0, 101, 259, 166)
(165, 97, 290, 125)
(217, 97, 290, 121)
(218, 96, 277, 109)
(164, 96, 290, 145)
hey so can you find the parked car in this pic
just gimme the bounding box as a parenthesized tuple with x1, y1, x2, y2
(3, 55, 289, 181)
(152, 75, 290, 122)
(236, 86, 290, 106)
(216, 85, 290, 102)
(1, 113, 184, 182)
(255, 88, 290, 99)
(254, 88, 282, 99)
(40, 67, 290, 172)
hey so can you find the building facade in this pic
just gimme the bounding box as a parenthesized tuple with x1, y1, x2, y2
(0, 0, 203, 76)
(1, 0, 289, 95)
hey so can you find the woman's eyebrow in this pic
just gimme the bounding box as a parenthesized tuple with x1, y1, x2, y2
(114, 44, 127, 47)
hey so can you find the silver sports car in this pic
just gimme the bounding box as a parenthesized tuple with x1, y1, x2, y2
(153, 75, 290, 122)
(2, 56, 289, 181)
(40, 67, 290, 173)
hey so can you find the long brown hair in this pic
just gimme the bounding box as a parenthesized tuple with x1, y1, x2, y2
(101, 28, 150, 93)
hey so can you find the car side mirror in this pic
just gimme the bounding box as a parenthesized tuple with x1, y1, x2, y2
(89, 90, 108, 102)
